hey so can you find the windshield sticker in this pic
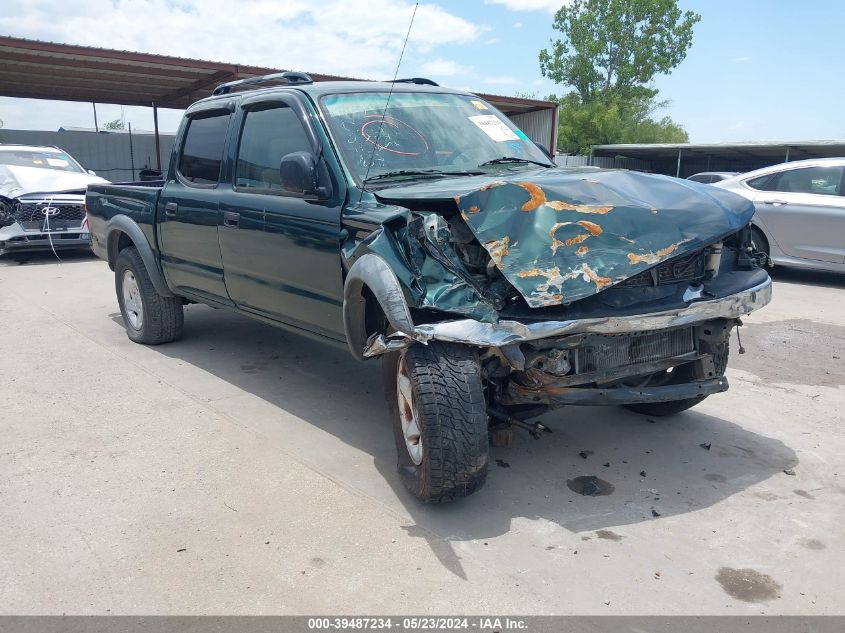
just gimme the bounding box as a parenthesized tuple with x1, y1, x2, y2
(515, 129, 530, 141)
(469, 115, 519, 142)
(469, 100, 488, 111)
(46, 158, 70, 168)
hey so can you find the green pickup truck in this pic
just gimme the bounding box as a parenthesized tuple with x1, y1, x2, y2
(86, 73, 771, 502)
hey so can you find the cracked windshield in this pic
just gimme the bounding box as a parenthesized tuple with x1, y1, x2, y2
(320, 91, 551, 183)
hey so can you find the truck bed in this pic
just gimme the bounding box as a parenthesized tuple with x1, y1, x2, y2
(86, 181, 163, 262)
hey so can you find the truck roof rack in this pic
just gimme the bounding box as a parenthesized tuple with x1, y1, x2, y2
(212, 71, 313, 96)
(391, 78, 439, 87)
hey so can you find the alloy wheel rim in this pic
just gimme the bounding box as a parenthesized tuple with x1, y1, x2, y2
(396, 355, 423, 465)
(122, 270, 143, 330)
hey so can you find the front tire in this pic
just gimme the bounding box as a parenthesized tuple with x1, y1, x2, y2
(750, 226, 770, 266)
(383, 342, 489, 502)
(115, 246, 183, 345)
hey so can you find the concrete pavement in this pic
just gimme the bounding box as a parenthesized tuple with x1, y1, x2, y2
(1, 252, 843, 614)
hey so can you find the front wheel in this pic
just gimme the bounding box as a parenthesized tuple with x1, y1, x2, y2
(750, 226, 770, 266)
(623, 344, 729, 417)
(115, 246, 184, 345)
(383, 342, 489, 502)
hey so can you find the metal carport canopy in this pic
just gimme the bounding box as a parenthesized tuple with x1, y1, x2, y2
(0, 36, 558, 167)
(593, 141, 845, 162)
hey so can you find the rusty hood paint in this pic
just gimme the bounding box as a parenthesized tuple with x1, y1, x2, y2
(380, 168, 755, 308)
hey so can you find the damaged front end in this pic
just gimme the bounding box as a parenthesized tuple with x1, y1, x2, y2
(341, 168, 771, 409)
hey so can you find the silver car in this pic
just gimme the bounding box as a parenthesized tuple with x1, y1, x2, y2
(715, 158, 845, 273)
(687, 171, 740, 184)
(0, 144, 108, 257)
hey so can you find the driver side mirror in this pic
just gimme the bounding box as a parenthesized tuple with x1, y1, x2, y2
(279, 151, 331, 199)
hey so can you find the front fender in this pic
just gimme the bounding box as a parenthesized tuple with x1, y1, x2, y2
(106, 214, 174, 298)
(343, 253, 415, 361)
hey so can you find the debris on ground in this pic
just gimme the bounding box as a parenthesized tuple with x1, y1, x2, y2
(651, 509, 662, 517)
(700, 442, 712, 450)
(784, 469, 797, 476)
(495, 459, 511, 468)
(579, 450, 594, 459)
(640, 470, 647, 477)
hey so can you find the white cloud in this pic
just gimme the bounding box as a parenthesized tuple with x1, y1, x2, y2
(485, 0, 566, 12)
(732, 56, 753, 63)
(0, 0, 485, 80)
(418, 58, 473, 77)
(513, 21, 523, 28)
(484, 76, 518, 85)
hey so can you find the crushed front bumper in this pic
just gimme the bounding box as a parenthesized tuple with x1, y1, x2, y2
(364, 276, 772, 355)
(0, 231, 91, 256)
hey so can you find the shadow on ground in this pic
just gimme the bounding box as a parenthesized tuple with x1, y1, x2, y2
(111, 304, 797, 578)
(770, 266, 845, 290)
(0, 250, 97, 267)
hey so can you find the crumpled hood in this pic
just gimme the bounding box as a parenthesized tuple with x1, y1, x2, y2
(0, 165, 108, 199)
(377, 168, 755, 307)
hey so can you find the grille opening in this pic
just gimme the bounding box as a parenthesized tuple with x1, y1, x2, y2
(573, 327, 695, 374)
(618, 249, 706, 288)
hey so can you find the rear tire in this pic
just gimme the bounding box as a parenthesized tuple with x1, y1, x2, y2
(623, 344, 729, 417)
(383, 342, 488, 502)
(115, 246, 183, 345)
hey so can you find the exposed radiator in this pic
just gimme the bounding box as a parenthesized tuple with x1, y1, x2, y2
(574, 327, 695, 374)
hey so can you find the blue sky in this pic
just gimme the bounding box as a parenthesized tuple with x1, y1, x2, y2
(0, 0, 841, 143)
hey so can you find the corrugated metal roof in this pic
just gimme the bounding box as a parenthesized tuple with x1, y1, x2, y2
(0, 35, 556, 115)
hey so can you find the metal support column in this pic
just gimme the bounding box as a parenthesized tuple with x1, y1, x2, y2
(92, 102, 99, 132)
(152, 102, 162, 172)
(676, 149, 682, 178)
(784, 146, 790, 163)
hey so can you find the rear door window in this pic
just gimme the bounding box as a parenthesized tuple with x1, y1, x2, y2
(177, 112, 231, 185)
(774, 166, 844, 196)
(235, 104, 312, 193)
(745, 174, 778, 191)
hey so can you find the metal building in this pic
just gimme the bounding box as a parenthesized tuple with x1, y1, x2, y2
(0, 128, 176, 183)
(592, 141, 845, 177)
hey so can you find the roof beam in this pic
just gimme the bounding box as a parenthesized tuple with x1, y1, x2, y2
(0, 50, 220, 81)
(0, 68, 186, 92)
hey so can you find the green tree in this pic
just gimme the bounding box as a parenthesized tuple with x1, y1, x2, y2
(553, 91, 688, 155)
(539, 0, 699, 153)
(102, 118, 125, 130)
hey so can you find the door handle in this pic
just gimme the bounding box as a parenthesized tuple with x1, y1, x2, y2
(223, 211, 240, 228)
(164, 202, 178, 216)
(763, 199, 789, 206)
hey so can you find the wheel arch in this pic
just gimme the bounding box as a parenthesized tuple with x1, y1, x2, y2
(106, 215, 174, 298)
(343, 253, 415, 361)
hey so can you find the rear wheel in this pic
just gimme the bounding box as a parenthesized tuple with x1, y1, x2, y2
(115, 246, 183, 345)
(623, 344, 729, 417)
(383, 342, 489, 502)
